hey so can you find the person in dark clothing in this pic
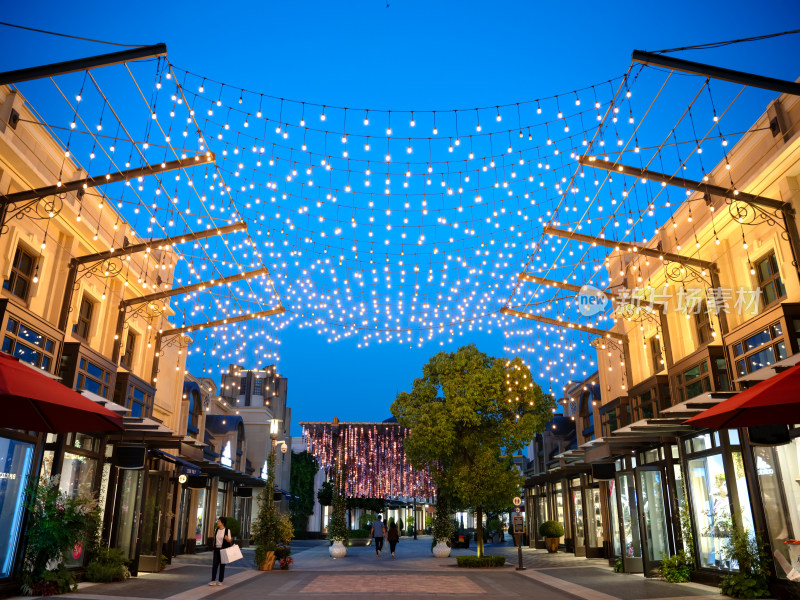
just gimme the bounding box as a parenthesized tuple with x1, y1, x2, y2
(369, 514, 386, 556)
(210, 516, 232, 586)
(387, 522, 400, 558)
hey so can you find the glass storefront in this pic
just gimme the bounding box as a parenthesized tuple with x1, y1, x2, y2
(113, 469, 144, 560)
(535, 494, 547, 541)
(553, 482, 565, 544)
(638, 469, 670, 563)
(0, 437, 34, 579)
(215, 480, 228, 521)
(618, 472, 642, 561)
(571, 479, 585, 551)
(687, 452, 731, 568)
(753, 439, 800, 579)
(584, 487, 604, 549)
(195, 488, 207, 543)
(608, 481, 621, 556)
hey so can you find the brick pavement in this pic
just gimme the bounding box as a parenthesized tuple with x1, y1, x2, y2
(12, 536, 729, 600)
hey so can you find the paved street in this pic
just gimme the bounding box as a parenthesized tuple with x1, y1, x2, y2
(16, 537, 727, 600)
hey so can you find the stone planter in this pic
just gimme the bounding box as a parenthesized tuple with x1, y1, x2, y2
(329, 540, 347, 558)
(545, 537, 559, 553)
(257, 551, 276, 571)
(433, 540, 451, 558)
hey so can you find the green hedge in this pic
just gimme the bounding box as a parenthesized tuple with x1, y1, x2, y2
(456, 555, 506, 568)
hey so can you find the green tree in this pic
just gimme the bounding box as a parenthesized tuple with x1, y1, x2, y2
(327, 469, 348, 543)
(289, 451, 319, 533)
(391, 344, 553, 557)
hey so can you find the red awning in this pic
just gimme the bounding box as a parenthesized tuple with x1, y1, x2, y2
(685, 362, 800, 429)
(0, 353, 124, 433)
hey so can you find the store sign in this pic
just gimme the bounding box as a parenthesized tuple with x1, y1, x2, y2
(72, 541, 83, 560)
(0, 472, 17, 480)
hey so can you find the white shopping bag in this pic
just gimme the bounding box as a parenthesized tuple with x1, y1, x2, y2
(221, 544, 242, 564)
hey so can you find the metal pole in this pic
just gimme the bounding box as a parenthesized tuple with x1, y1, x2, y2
(413, 499, 417, 540)
(0, 44, 168, 86)
(632, 50, 800, 97)
(516, 534, 525, 570)
(517, 272, 616, 300)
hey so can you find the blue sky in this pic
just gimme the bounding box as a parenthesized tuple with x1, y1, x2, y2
(2, 1, 799, 434)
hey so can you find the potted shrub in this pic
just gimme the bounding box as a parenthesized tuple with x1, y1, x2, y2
(20, 477, 100, 595)
(431, 494, 455, 558)
(251, 454, 293, 570)
(327, 471, 348, 558)
(539, 520, 564, 553)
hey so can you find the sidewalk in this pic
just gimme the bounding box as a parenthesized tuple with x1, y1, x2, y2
(17, 536, 725, 600)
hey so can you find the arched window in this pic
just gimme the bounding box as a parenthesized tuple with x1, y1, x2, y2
(260, 460, 269, 480)
(221, 441, 232, 467)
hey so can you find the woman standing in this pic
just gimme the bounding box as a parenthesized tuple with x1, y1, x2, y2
(387, 521, 400, 558)
(210, 517, 232, 586)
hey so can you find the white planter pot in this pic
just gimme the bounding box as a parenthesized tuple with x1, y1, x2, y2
(433, 540, 451, 558)
(329, 540, 347, 559)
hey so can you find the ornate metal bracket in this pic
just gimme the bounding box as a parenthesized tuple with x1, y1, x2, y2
(0, 194, 65, 235)
(663, 259, 711, 287)
(125, 299, 166, 324)
(727, 198, 789, 239)
(73, 256, 125, 286)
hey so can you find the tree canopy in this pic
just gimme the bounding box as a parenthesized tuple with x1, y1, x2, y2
(390, 344, 554, 556)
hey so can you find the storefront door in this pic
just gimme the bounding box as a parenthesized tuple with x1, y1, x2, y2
(636, 466, 671, 576)
(138, 471, 171, 572)
(616, 470, 643, 573)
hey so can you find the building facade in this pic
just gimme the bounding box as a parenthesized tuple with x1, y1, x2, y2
(0, 82, 274, 589)
(523, 79, 800, 594)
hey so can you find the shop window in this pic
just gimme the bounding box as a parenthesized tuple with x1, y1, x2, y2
(123, 383, 153, 418)
(753, 437, 800, 579)
(602, 409, 619, 436)
(732, 320, 789, 377)
(3, 246, 36, 301)
(649, 336, 663, 374)
(632, 389, 658, 421)
(687, 452, 732, 569)
(677, 360, 711, 402)
(694, 301, 712, 346)
(76, 356, 111, 398)
(2, 318, 56, 372)
(121, 332, 137, 370)
(756, 251, 786, 308)
(0, 436, 35, 578)
(74, 296, 94, 340)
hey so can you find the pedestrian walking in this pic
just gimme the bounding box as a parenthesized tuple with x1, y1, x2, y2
(369, 514, 386, 557)
(387, 521, 400, 558)
(210, 517, 232, 586)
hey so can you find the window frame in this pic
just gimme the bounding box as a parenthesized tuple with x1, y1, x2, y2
(694, 300, 712, 347)
(74, 296, 94, 340)
(121, 331, 137, 370)
(2, 317, 56, 372)
(3, 246, 37, 302)
(755, 251, 786, 309)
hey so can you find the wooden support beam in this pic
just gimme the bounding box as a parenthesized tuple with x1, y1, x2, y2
(632, 50, 800, 98)
(2, 154, 214, 206)
(160, 306, 286, 337)
(120, 267, 269, 307)
(517, 273, 616, 300)
(500, 306, 627, 342)
(74, 221, 245, 266)
(542, 226, 715, 271)
(578, 156, 785, 211)
(0, 44, 168, 86)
